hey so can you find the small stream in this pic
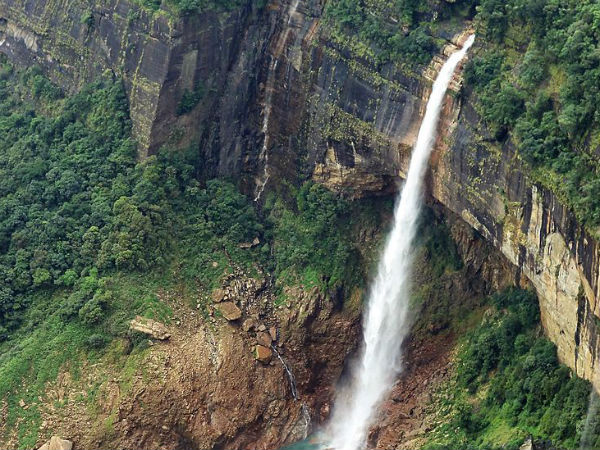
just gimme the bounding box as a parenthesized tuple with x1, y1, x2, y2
(271, 345, 312, 440)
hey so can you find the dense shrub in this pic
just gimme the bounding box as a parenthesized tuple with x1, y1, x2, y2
(0, 59, 264, 337)
(428, 288, 598, 449)
(267, 182, 357, 292)
(0, 64, 137, 335)
(468, 0, 600, 230)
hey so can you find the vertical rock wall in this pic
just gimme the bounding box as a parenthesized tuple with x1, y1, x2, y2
(0, 0, 259, 156)
(0, 0, 598, 390)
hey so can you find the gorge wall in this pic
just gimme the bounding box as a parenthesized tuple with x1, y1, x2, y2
(0, 0, 265, 157)
(0, 0, 599, 394)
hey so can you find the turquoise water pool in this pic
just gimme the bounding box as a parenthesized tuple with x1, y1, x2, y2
(280, 433, 327, 450)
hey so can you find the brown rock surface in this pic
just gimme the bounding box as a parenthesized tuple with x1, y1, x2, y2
(38, 436, 73, 450)
(254, 345, 272, 363)
(211, 288, 226, 303)
(25, 282, 360, 450)
(256, 332, 273, 347)
(242, 318, 257, 332)
(216, 302, 242, 321)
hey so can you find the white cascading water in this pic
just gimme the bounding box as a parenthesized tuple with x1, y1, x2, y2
(254, 0, 302, 202)
(253, 58, 278, 202)
(326, 34, 475, 450)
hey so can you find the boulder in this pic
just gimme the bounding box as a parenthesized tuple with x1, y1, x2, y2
(216, 302, 242, 321)
(242, 318, 257, 332)
(129, 316, 171, 340)
(211, 288, 226, 303)
(519, 437, 534, 450)
(255, 345, 272, 363)
(256, 331, 272, 347)
(238, 237, 260, 249)
(269, 326, 277, 341)
(38, 436, 73, 450)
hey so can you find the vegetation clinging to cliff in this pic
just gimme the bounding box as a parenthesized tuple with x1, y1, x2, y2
(467, 0, 600, 231)
(425, 288, 599, 450)
(323, 0, 476, 66)
(135, 0, 251, 15)
(266, 182, 357, 293)
(323, 0, 431, 66)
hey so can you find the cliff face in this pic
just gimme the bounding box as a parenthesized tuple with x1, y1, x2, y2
(246, 2, 600, 392)
(309, 30, 600, 391)
(432, 100, 600, 389)
(1, 0, 599, 394)
(0, 0, 263, 156)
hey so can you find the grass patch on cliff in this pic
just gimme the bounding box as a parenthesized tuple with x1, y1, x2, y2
(0, 269, 169, 447)
(424, 288, 598, 450)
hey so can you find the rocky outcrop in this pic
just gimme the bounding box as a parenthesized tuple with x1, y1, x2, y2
(254, 344, 272, 363)
(38, 436, 73, 450)
(129, 316, 171, 340)
(0, 0, 265, 157)
(28, 278, 360, 450)
(216, 301, 243, 321)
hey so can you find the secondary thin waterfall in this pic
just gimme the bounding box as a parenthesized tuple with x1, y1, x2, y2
(326, 35, 475, 450)
(254, 0, 302, 202)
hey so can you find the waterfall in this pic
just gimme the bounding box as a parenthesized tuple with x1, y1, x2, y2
(326, 35, 475, 450)
(253, 57, 278, 202)
(580, 389, 599, 450)
(272, 345, 312, 439)
(272, 345, 299, 400)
